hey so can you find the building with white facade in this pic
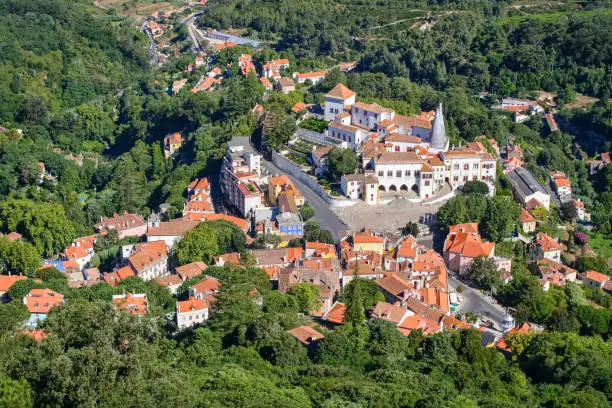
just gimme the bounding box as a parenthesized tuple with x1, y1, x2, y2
(506, 168, 551, 211)
(341, 172, 380, 205)
(324, 83, 356, 121)
(176, 297, 209, 329)
(221, 145, 265, 217)
(293, 71, 326, 84)
(440, 147, 496, 192)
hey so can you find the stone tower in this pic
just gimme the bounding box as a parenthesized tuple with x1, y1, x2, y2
(429, 103, 449, 152)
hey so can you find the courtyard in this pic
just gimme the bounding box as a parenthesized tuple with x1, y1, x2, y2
(331, 190, 454, 233)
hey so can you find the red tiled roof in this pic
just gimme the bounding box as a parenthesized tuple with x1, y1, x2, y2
(155, 274, 182, 287)
(177, 297, 208, 313)
(191, 277, 221, 294)
(326, 83, 355, 100)
(5, 232, 22, 242)
(520, 208, 536, 223)
(176, 262, 208, 280)
(354, 232, 385, 244)
(532, 232, 561, 252)
(0, 275, 26, 292)
(147, 219, 199, 237)
(581, 270, 609, 283)
(323, 302, 346, 324)
(214, 252, 240, 265)
(24, 288, 63, 314)
(129, 241, 168, 272)
(116, 266, 135, 280)
(287, 325, 324, 345)
(113, 293, 148, 315)
(370, 301, 407, 324)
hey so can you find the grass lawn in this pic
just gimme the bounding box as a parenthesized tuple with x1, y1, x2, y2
(587, 232, 612, 260)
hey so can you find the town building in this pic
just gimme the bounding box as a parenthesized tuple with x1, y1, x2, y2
(340, 172, 379, 205)
(176, 261, 208, 281)
(125, 241, 169, 281)
(0, 275, 26, 300)
(550, 171, 572, 203)
(23, 288, 64, 328)
(353, 230, 386, 254)
(519, 208, 537, 233)
(61, 235, 96, 271)
(324, 84, 356, 121)
(586, 152, 610, 175)
(221, 145, 264, 217)
(292, 71, 327, 84)
(164, 132, 183, 158)
(276, 212, 304, 238)
(571, 199, 590, 222)
(440, 147, 496, 192)
(262, 58, 290, 79)
(189, 276, 221, 302)
(530, 259, 577, 290)
(443, 223, 495, 275)
(95, 212, 147, 239)
(277, 77, 295, 94)
(214, 252, 241, 266)
(505, 168, 551, 211)
(146, 215, 199, 249)
(176, 297, 209, 329)
(171, 79, 188, 95)
(578, 270, 609, 289)
(322, 302, 346, 324)
(279, 267, 340, 313)
(155, 274, 183, 294)
(527, 232, 561, 263)
(287, 325, 325, 347)
(237, 54, 255, 76)
(112, 293, 148, 315)
(259, 77, 273, 90)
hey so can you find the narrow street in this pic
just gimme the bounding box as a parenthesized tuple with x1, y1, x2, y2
(447, 275, 506, 331)
(228, 137, 349, 240)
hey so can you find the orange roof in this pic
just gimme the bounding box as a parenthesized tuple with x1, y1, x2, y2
(370, 301, 407, 324)
(5, 231, 22, 242)
(259, 77, 272, 87)
(177, 297, 208, 313)
(376, 273, 412, 297)
(291, 101, 308, 114)
(526, 198, 545, 211)
(554, 177, 571, 188)
(269, 174, 293, 187)
(63, 260, 80, 270)
(176, 261, 208, 280)
(581, 270, 609, 283)
(287, 325, 324, 345)
(262, 266, 279, 278)
(295, 71, 326, 79)
(532, 232, 561, 252)
(103, 271, 121, 287)
(286, 247, 305, 262)
(113, 293, 148, 315)
(272, 58, 289, 65)
(397, 236, 417, 258)
(20, 329, 49, 342)
(354, 232, 384, 244)
(24, 288, 63, 314)
(520, 208, 536, 223)
(147, 219, 199, 237)
(444, 231, 495, 258)
(129, 241, 168, 272)
(164, 132, 183, 145)
(185, 200, 213, 213)
(0, 275, 26, 292)
(326, 83, 355, 100)
(323, 302, 346, 324)
(116, 266, 135, 280)
(191, 277, 221, 294)
(397, 314, 439, 336)
(155, 274, 183, 287)
(214, 252, 240, 266)
(204, 213, 248, 230)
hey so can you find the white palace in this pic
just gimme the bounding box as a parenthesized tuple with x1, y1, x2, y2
(321, 84, 496, 203)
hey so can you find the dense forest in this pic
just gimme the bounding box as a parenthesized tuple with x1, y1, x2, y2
(0, 0, 610, 406)
(199, 0, 612, 97)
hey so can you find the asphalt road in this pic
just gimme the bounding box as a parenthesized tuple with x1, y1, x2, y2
(447, 275, 506, 331)
(229, 137, 348, 240)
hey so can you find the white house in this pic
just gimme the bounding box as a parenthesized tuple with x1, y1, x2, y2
(324, 83, 356, 121)
(341, 172, 380, 205)
(293, 71, 326, 84)
(176, 297, 209, 329)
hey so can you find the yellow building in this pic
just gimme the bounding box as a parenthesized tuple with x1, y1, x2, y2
(353, 231, 385, 254)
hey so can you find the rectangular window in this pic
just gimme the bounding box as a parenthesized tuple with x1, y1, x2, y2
(454, 164, 459, 170)
(472, 175, 477, 181)
(453, 176, 459, 182)
(463, 176, 468, 182)
(396, 170, 402, 177)
(378, 171, 383, 177)
(473, 163, 479, 169)
(387, 171, 393, 177)
(464, 164, 469, 170)
(425, 181, 430, 186)
(405, 170, 411, 176)
(415, 171, 420, 177)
